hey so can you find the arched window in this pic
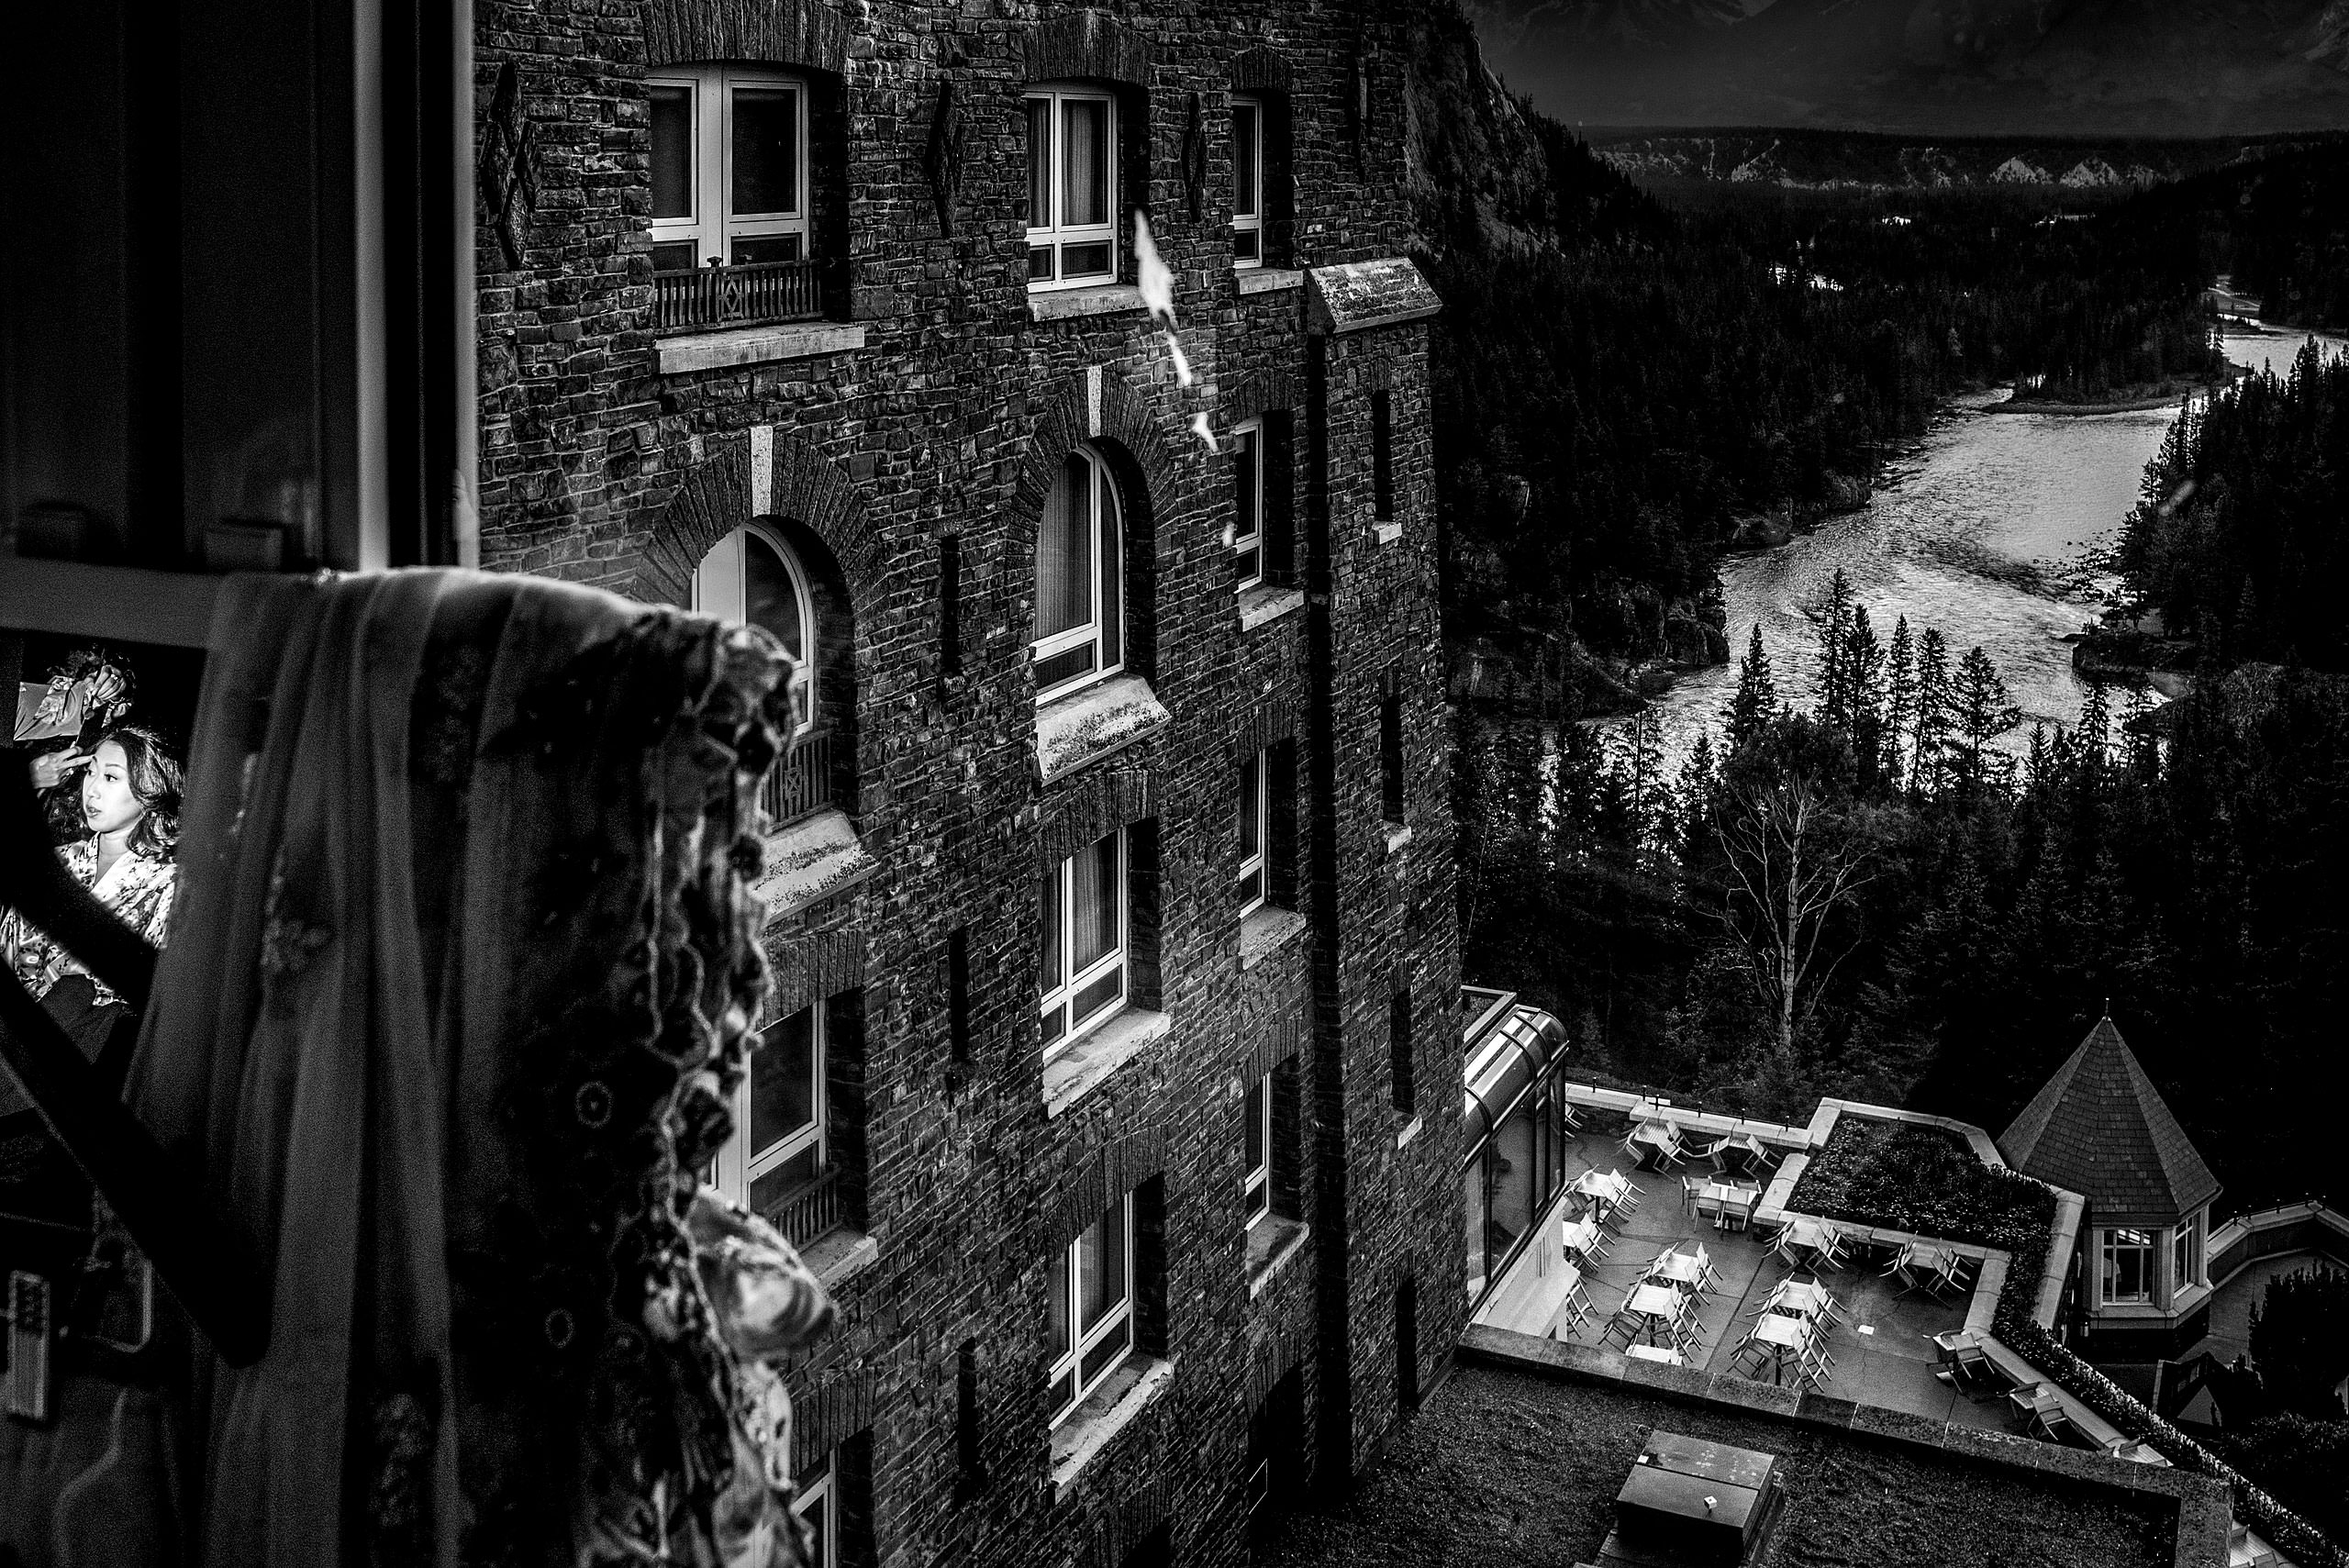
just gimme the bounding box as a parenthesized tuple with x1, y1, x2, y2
(1033, 445, 1123, 702)
(696, 521, 817, 728)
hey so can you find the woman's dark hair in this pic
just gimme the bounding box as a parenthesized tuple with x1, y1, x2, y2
(89, 724, 183, 859)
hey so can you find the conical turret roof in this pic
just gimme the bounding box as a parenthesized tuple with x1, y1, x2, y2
(1998, 1017, 2221, 1227)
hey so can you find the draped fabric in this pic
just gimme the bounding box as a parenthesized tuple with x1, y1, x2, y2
(123, 568, 831, 1568)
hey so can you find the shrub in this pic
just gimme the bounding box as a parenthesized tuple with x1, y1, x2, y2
(2249, 1267, 2349, 1421)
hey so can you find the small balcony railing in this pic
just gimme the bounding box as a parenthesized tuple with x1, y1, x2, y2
(652, 256, 843, 334)
(762, 725, 832, 829)
(766, 1163, 844, 1251)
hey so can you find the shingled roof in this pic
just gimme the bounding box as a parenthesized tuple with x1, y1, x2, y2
(1998, 1017, 2221, 1226)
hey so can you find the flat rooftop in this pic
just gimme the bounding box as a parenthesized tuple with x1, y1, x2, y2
(1257, 1360, 2188, 1568)
(1496, 1131, 2009, 1431)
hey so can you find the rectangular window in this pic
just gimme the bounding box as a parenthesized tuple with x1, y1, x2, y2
(1230, 95, 1263, 267)
(1040, 829, 1127, 1058)
(1238, 748, 1269, 917)
(2099, 1227, 2154, 1305)
(793, 1449, 838, 1568)
(646, 68, 809, 272)
(1230, 418, 1264, 592)
(2172, 1214, 2202, 1295)
(1371, 390, 1395, 521)
(743, 1002, 824, 1220)
(1388, 984, 1415, 1113)
(1025, 84, 1119, 290)
(1049, 1194, 1136, 1426)
(1243, 1073, 1272, 1229)
(1380, 674, 1405, 825)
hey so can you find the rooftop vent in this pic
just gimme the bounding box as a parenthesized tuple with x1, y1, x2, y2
(1586, 1431, 1784, 1568)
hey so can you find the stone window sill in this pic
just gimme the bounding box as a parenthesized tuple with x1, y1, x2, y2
(1238, 267, 1305, 296)
(1238, 584, 1305, 630)
(800, 1227, 879, 1294)
(1051, 1354, 1175, 1499)
(1371, 520, 1403, 546)
(1043, 1007, 1172, 1120)
(1395, 1114, 1424, 1150)
(1381, 821, 1414, 858)
(1239, 905, 1308, 971)
(655, 320, 868, 375)
(752, 808, 880, 925)
(1246, 1218, 1310, 1297)
(1028, 284, 1148, 322)
(1036, 672, 1171, 783)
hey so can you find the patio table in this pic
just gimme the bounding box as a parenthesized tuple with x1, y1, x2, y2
(1694, 1181, 1760, 1230)
(2009, 1383, 2062, 1424)
(1561, 1216, 1606, 1262)
(1625, 1342, 1687, 1367)
(1765, 1279, 1836, 1321)
(1575, 1168, 1633, 1221)
(1626, 1120, 1684, 1169)
(1647, 1250, 1708, 1291)
(1746, 1312, 1810, 1385)
(1774, 1216, 1846, 1270)
(1624, 1283, 1685, 1346)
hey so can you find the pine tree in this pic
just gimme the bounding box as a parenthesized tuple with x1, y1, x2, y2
(1845, 604, 1887, 792)
(1675, 731, 1719, 860)
(1954, 646, 2022, 797)
(1911, 628, 1954, 795)
(1885, 616, 1916, 787)
(1723, 624, 1776, 751)
(1814, 570, 1857, 732)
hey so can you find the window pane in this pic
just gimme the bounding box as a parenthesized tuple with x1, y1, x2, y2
(651, 240, 698, 273)
(651, 87, 694, 220)
(1061, 241, 1111, 280)
(1239, 865, 1264, 908)
(1234, 103, 1259, 217)
(749, 1144, 820, 1218)
(750, 1007, 818, 1156)
(1034, 646, 1095, 692)
(731, 87, 799, 217)
(1071, 835, 1119, 973)
(1097, 466, 1122, 669)
(1050, 1245, 1072, 1357)
(1244, 1079, 1267, 1172)
(1038, 455, 1092, 639)
(1073, 967, 1123, 1023)
(1079, 1205, 1127, 1327)
(1027, 98, 1053, 229)
(1240, 753, 1264, 861)
(1235, 545, 1260, 586)
(1080, 1316, 1130, 1385)
(1063, 99, 1109, 228)
(1233, 228, 1261, 262)
(1234, 427, 1260, 542)
(1030, 246, 1056, 282)
(742, 532, 807, 662)
(729, 233, 802, 266)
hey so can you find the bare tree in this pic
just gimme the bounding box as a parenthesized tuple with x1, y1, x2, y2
(1715, 782, 1876, 1059)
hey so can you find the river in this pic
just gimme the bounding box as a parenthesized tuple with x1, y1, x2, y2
(1620, 322, 2349, 770)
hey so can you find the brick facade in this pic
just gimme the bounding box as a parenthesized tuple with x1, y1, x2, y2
(471, 4, 1461, 1563)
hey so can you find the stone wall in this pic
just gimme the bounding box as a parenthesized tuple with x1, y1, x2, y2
(471, 4, 1461, 1564)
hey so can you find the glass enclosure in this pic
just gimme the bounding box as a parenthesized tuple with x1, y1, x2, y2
(1458, 994, 1571, 1303)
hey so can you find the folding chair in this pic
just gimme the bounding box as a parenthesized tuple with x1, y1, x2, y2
(1681, 1174, 1706, 1216)
(1685, 1134, 1732, 1172)
(1557, 1100, 1584, 1135)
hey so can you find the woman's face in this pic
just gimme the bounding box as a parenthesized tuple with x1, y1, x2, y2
(82, 741, 146, 839)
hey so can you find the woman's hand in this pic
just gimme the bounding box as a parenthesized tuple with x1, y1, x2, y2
(28, 751, 87, 792)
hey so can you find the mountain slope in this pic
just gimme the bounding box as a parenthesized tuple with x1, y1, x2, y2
(1470, 0, 2349, 136)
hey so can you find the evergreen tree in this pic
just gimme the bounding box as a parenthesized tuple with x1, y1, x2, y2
(1885, 616, 1916, 787)
(1844, 605, 1887, 793)
(1815, 570, 1858, 732)
(1723, 625, 1777, 751)
(1911, 628, 1954, 795)
(1954, 646, 2022, 797)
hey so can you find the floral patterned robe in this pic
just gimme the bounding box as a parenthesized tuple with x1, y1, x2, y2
(1, 837, 176, 1006)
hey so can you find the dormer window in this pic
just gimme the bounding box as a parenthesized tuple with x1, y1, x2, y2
(1230, 95, 1264, 267)
(1025, 83, 1119, 290)
(649, 66, 841, 330)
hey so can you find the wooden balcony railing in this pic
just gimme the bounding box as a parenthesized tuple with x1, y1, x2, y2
(766, 1163, 844, 1251)
(762, 725, 832, 829)
(652, 256, 844, 334)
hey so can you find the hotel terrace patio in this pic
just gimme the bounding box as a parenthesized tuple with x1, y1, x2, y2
(1453, 990, 2321, 1568)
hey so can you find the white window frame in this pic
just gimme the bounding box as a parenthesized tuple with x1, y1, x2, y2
(1243, 1073, 1272, 1229)
(1230, 94, 1264, 268)
(2099, 1226, 2155, 1306)
(1025, 83, 1119, 292)
(711, 1000, 825, 1218)
(792, 1447, 837, 1568)
(1230, 417, 1264, 593)
(2171, 1212, 2204, 1296)
(646, 65, 811, 271)
(1238, 748, 1269, 917)
(1049, 1194, 1137, 1428)
(1040, 828, 1129, 1060)
(1031, 444, 1125, 704)
(693, 520, 818, 734)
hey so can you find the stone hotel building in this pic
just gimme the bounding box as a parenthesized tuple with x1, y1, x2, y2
(471, 3, 1462, 1563)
